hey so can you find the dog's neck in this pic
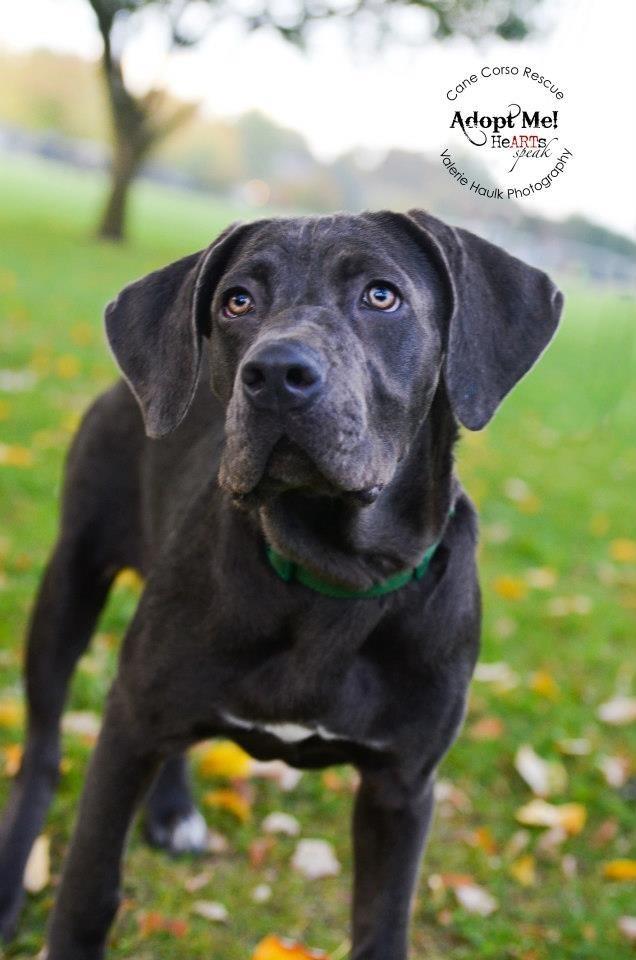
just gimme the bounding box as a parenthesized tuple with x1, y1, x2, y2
(256, 385, 459, 591)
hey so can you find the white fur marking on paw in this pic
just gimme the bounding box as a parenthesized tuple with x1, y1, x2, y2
(170, 810, 208, 852)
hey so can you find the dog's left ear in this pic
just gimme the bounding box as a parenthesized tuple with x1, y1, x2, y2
(404, 209, 564, 430)
(105, 221, 246, 438)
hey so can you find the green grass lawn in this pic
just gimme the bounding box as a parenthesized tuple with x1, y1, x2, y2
(0, 153, 635, 960)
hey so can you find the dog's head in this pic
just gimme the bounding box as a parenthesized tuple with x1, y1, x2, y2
(106, 212, 562, 504)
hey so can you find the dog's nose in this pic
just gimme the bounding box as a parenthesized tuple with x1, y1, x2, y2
(241, 342, 324, 412)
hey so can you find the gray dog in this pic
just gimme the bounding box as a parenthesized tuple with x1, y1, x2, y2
(0, 210, 562, 958)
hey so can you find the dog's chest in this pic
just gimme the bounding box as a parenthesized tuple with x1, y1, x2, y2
(216, 621, 392, 749)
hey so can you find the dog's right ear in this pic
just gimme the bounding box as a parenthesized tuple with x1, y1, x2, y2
(105, 222, 246, 439)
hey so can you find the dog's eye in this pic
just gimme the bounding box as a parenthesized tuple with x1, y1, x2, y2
(363, 283, 400, 312)
(223, 288, 254, 318)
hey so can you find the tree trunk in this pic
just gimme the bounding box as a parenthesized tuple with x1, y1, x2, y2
(97, 145, 142, 242)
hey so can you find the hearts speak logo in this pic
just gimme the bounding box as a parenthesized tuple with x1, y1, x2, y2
(440, 65, 574, 201)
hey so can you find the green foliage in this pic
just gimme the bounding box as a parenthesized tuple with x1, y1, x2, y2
(0, 155, 635, 959)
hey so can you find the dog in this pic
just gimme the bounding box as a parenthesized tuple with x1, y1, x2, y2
(0, 210, 562, 958)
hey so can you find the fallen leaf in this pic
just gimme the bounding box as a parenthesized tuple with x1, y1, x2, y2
(70, 322, 93, 346)
(470, 826, 497, 855)
(434, 780, 472, 812)
(0, 444, 33, 467)
(2, 743, 23, 776)
(184, 869, 213, 893)
(23, 835, 50, 893)
(433, 873, 475, 890)
(591, 819, 619, 848)
(597, 696, 636, 726)
(618, 916, 636, 942)
(515, 799, 586, 835)
(0, 369, 37, 391)
(252, 883, 272, 903)
(493, 615, 517, 639)
(509, 854, 536, 887)
(492, 575, 527, 601)
(249, 836, 276, 868)
(62, 711, 101, 742)
(55, 355, 81, 379)
(610, 539, 636, 563)
(525, 567, 558, 589)
(530, 670, 560, 701)
(453, 882, 498, 916)
(536, 825, 567, 855)
(199, 740, 252, 779)
(262, 812, 301, 836)
(598, 755, 631, 788)
(603, 859, 636, 881)
(207, 830, 230, 854)
(0, 699, 23, 728)
(250, 759, 303, 791)
(514, 745, 567, 797)
(292, 839, 340, 879)
(203, 789, 251, 822)
(468, 716, 504, 740)
(556, 738, 591, 756)
(137, 911, 188, 938)
(473, 661, 519, 690)
(252, 934, 329, 960)
(192, 900, 228, 923)
(504, 477, 530, 501)
(547, 595, 592, 616)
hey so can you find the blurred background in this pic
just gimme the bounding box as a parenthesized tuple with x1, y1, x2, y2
(0, 1, 634, 958)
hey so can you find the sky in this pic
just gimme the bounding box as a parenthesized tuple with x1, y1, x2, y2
(1, 0, 635, 238)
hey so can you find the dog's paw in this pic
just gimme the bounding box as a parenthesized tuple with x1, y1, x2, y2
(145, 808, 209, 855)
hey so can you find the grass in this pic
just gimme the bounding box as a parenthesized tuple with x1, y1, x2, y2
(0, 153, 635, 960)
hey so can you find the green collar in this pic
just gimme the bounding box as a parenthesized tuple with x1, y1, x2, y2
(265, 509, 453, 600)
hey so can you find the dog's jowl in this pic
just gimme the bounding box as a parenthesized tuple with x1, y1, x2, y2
(0, 211, 562, 958)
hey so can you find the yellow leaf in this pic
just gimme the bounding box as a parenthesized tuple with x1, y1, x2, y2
(530, 670, 561, 701)
(603, 860, 636, 881)
(0, 699, 23, 729)
(252, 935, 329, 960)
(114, 568, 145, 593)
(70, 323, 93, 346)
(509, 854, 536, 887)
(0, 444, 33, 467)
(55, 355, 81, 379)
(203, 788, 251, 822)
(199, 741, 252, 779)
(515, 799, 586, 835)
(610, 539, 636, 563)
(3, 743, 23, 776)
(492, 576, 527, 601)
(517, 494, 541, 514)
(23, 835, 50, 893)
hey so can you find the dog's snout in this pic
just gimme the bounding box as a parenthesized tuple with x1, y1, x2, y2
(241, 342, 324, 412)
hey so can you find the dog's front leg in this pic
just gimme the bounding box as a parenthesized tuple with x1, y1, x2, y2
(46, 684, 160, 960)
(350, 766, 436, 960)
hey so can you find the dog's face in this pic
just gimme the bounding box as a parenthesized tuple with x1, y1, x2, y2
(209, 215, 446, 503)
(105, 211, 563, 504)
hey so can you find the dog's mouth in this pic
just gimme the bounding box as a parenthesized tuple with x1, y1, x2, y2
(227, 435, 385, 508)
